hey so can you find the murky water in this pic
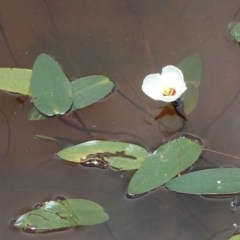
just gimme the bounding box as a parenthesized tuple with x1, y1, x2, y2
(1, 0, 240, 239)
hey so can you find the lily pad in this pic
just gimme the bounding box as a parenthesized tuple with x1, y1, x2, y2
(127, 137, 202, 195)
(177, 54, 202, 114)
(229, 234, 240, 240)
(230, 22, 240, 42)
(57, 140, 149, 170)
(71, 75, 114, 110)
(30, 54, 73, 116)
(166, 168, 240, 195)
(13, 198, 109, 233)
(0, 68, 32, 95)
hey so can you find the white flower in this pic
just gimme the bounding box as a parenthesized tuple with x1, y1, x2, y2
(142, 65, 187, 102)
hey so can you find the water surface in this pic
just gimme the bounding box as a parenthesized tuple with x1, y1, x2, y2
(0, 1, 240, 239)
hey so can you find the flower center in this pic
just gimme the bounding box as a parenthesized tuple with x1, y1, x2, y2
(162, 87, 176, 96)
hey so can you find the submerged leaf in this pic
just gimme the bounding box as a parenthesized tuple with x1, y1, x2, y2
(0, 68, 32, 95)
(57, 140, 149, 170)
(28, 106, 47, 120)
(127, 138, 202, 195)
(177, 54, 202, 114)
(13, 198, 109, 233)
(30, 54, 73, 116)
(71, 75, 114, 110)
(166, 168, 240, 195)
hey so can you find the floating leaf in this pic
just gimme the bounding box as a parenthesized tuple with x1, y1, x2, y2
(0, 68, 32, 95)
(230, 22, 240, 42)
(127, 138, 202, 195)
(30, 54, 73, 116)
(166, 168, 240, 195)
(71, 75, 114, 110)
(229, 234, 240, 240)
(13, 198, 109, 233)
(177, 54, 202, 114)
(57, 140, 149, 170)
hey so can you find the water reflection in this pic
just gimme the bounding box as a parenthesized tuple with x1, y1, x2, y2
(231, 195, 240, 210)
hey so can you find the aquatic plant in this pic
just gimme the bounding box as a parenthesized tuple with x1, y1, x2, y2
(57, 140, 149, 171)
(13, 198, 109, 233)
(230, 235, 240, 240)
(0, 53, 114, 120)
(230, 22, 240, 42)
(1, 52, 240, 235)
(142, 65, 187, 102)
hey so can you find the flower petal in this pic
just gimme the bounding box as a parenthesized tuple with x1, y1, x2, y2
(142, 73, 165, 100)
(161, 65, 186, 90)
(142, 65, 187, 102)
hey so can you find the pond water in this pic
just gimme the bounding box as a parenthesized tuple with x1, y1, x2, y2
(1, 0, 240, 239)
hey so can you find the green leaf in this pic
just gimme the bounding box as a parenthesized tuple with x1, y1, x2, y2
(177, 54, 202, 114)
(230, 22, 240, 42)
(28, 75, 114, 120)
(30, 54, 73, 116)
(228, 234, 240, 240)
(127, 138, 202, 195)
(71, 75, 114, 110)
(13, 198, 109, 233)
(0, 68, 32, 95)
(166, 168, 240, 195)
(57, 140, 149, 170)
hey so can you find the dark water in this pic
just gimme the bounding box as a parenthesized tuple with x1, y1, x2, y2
(1, 0, 240, 239)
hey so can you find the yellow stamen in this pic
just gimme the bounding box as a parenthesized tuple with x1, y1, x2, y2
(162, 87, 176, 96)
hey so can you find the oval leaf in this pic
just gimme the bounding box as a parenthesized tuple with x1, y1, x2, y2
(0, 68, 31, 95)
(177, 54, 202, 114)
(229, 235, 240, 240)
(166, 168, 240, 195)
(30, 54, 73, 116)
(127, 138, 202, 195)
(230, 22, 240, 42)
(13, 198, 109, 233)
(57, 140, 149, 170)
(66, 199, 109, 225)
(71, 75, 114, 110)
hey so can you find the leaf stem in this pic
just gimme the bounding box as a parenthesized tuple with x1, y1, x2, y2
(204, 148, 240, 160)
